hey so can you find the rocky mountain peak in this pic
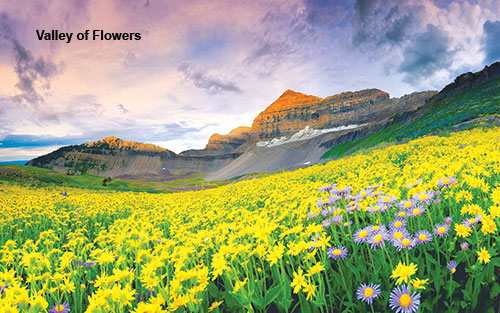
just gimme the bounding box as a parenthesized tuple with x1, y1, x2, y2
(85, 137, 167, 152)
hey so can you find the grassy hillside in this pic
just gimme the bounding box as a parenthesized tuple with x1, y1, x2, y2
(322, 76, 500, 159)
(0, 165, 224, 193)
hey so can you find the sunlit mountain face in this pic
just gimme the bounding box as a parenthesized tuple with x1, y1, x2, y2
(1, 0, 500, 161)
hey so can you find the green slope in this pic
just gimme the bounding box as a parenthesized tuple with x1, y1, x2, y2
(322, 76, 500, 159)
(0, 165, 222, 193)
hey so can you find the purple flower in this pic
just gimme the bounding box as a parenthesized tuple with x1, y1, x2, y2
(394, 210, 408, 218)
(414, 230, 432, 245)
(463, 215, 482, 226)
(437, 177, 457, 188)
(318, 184, 336, 192)
(49, 302, 70, 313)
(368, 230, 388, 250)
(321, 218, 331, 228)
(356, 283, 381, 305)
(408, 205, 426, 217)
(447, 260, 457, 273)
(379, 195, 396, 206)
(393, 237, 415, 251)
(434, 224, 449, 238)
(444, 217, 453, 224)
(354, 227, 371, 244)
(460, 242, 469, 250)
(396, 199, 415, 210)
(413, 191, 433, 205)
(306, 211, 319, 219)
(333, 186, 352, 197)
(342, 220, 353, 228)
(390, 219, 407, 229)
(368, 204, 386, 214)
(389, 228, 410, 244)
(406, 179, 422, 189)
(357, 189, 373, 199)
(84, 261, 95, 267)
(0, 284, 9, 293)
(327, 246, 348, 260)
(389, 284, 420, 313)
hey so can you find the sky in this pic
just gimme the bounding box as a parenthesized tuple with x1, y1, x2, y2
(0, 0, 500, 161)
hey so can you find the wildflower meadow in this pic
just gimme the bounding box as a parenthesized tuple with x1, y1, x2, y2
(1, 126, 499, 312)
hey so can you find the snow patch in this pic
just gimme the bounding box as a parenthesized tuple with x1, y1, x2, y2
(256, 125, 365, 148)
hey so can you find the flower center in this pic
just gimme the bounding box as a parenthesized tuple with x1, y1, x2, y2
(383, 197, 391, 202)
(372, 226, 380, 231)
(443, 178, 450, 184)
(374, 234, 382, 243)
(394, 221, 402, 227)
(360, 230, 368, 238)
(413, 208, 421, 215)
(364, 287, 374, 297)
(399, 294, 412, 308)
(402, 239, 411, 246)
(451, 268, 456, 273)
(418, 234, 427, 241)
(419, 194, 428, 200)
(398, 212, 406, 217)
(469, 218, 475, 224)
(373, 206, 380, 211)
(404, 201, 412, 208)
(394, 232, 403, 240)
(438, 227, 445, 234)
(333, 249, 341, 255)
(55, 305, 65, 313)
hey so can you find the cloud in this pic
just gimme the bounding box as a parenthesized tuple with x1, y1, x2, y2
(117, 103, 129, 113)
(398, 24, 452, 84)
(483, 20, 500, 64)
(178, 62, 242, 94)
(0, 13, 64, 106)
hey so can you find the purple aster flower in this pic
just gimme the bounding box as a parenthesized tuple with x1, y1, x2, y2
(390, 219, 407, 229)
(463, 215, 482, 226)
(413, 191, 434, 205)
(316, 198, 329, 208)
(393, 237, 415, 251)
(437, 177, 457, 188)
(434, 224, 449, 238)
(0, 284, 9, 293)
(306, 211, 319, 219)
(357, 189, 373, 199)
(414, 230, 432, 245)
(433, 199, 442, 204)
(394, 210, 408, 218)
(379, 195, 396, 206)
(396, 199, 415, 210)
(460, 242, 469, 250)
(368, 230, 388, 250)
(432, 190, 442, 197)
(406, 179, 422, 189)
(321, 218, 331, 228)
(367, 204, 385, 214)
(447, 260, 457, 273)
(84, 261, 95, 267)
(49, 302, 70, 313)
(408, 205, 426, 217)
(342, 220, 353, 228)
(354, 227, 371, 244)
(327, 246, 348, 260)
(367, 224, 387, 233)
(389, 284, 420, 313)
(444, 217, 453, 224)
(331, 215, 343, 224)
(318, 184, 336, 193)
(389, 228, 410, 244)
(333, 186, 352, 197)
(356, 283, 381, 305)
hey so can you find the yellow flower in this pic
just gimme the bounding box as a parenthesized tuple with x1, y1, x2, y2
(481, 216, 498, 234)
(391, 261, 417, 285)
(302, 283, 316, 300)
(454, 224, 471, 238)
(291, 268, 307, 294)
(208, 301, 223, 312)
(232, 278, 248, 293)
(266, 244, 285, 266)
(307, 262, 325, 276)
(410, 278, 428, 290)
(477, 247, 491, 264)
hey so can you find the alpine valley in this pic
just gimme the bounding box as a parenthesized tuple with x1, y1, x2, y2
(25, 62, 500, 183)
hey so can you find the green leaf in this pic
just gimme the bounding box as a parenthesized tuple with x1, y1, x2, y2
(490, 283, 500, 299)
(264, 284, 282, 307)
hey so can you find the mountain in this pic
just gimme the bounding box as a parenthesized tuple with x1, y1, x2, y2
(27, 62, 500, 180)
(27, 136, 240, 178)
